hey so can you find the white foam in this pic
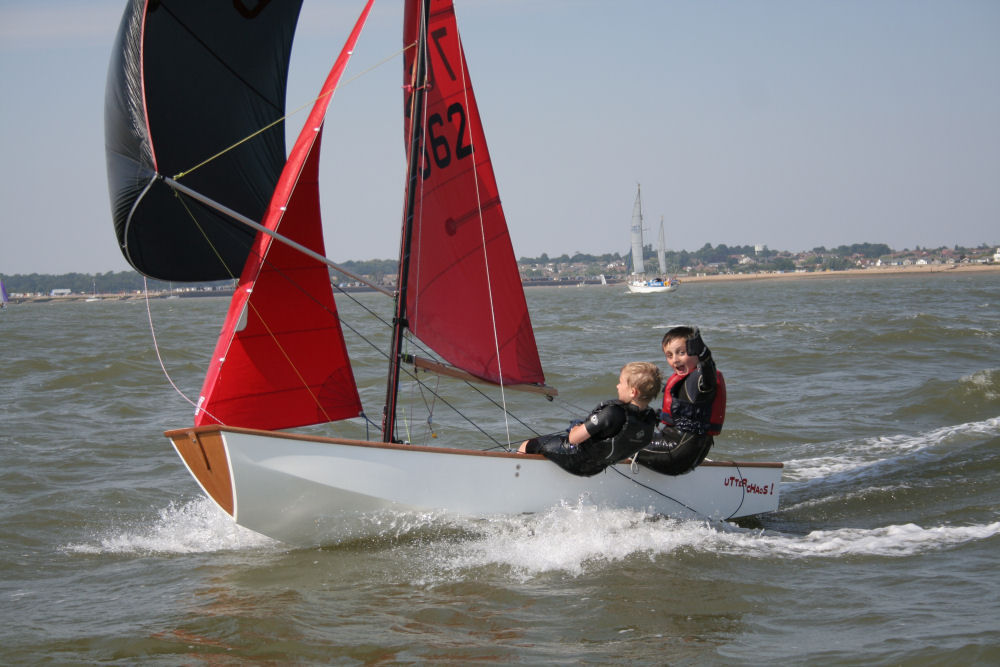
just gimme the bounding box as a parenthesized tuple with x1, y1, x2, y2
(433, 504, 714, 578)
(783, 415, 1000, 483)
(65, 497, 278, 555)
(960, 369, 1000, 400)
(778, 484, 907, 512)
(430, 510, 1000, 576)
(63, 498, 1000, 577)
(739, 521, 1000, 559)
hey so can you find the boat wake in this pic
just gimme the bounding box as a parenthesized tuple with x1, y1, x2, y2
(408, 509, 1000, 581)
(781, 415, 1000, 484)
(63, 496, 1000, 579)
(726, 521, 1000, 559)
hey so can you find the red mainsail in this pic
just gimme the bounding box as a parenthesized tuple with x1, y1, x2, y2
(195, 0, 374, 430)
(401, 0, 545, 387)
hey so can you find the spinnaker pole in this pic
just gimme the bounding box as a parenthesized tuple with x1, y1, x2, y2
(162, 176, 391, 295)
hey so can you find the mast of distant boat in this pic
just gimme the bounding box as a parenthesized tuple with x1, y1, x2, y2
(657, 215, 667, 277)
(629, 183, 645, 278)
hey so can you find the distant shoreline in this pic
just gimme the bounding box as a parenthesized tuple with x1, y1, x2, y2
(530, 262, 1000, 289)
(675, 262, 1000, 284)
(7, 263, 998, 303)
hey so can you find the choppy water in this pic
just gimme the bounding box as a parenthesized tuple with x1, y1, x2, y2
(2, 272, 998, 664)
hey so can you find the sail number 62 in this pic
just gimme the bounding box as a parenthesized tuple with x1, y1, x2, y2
(422, 102, 472, 179)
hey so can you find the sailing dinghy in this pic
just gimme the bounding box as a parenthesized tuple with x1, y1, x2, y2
(104, 0, 781, 544)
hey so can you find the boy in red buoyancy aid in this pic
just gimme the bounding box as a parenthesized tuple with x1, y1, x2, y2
(635, 326, 726, 475)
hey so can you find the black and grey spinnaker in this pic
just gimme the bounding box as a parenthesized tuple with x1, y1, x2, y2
(104, 0, 304, 281)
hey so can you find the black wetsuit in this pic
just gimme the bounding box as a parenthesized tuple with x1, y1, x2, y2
(636, 354, 724, 476)
(523, 400, 659, 477)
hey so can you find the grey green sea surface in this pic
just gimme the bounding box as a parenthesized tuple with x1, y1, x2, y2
(1, 271, 998, 664)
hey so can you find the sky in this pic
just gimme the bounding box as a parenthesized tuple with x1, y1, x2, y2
(0, 0, 997, 276)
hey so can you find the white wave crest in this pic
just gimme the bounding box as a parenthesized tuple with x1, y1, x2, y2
(961, 368, 1000, 400)
(738, 521, 1000, 559)
(64, 497, 277, 555)
(784, 415, 1000, 482)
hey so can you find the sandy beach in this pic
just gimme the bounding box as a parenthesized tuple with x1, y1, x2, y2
(675, 262, 1000, 285)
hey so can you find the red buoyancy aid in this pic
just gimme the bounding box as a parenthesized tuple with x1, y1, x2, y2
(660, 370, 726, 436)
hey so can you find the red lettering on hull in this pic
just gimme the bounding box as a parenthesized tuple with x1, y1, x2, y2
(723, 476, 775, 495)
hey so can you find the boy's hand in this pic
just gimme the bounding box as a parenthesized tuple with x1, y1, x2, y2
(686, 327, 710, 361)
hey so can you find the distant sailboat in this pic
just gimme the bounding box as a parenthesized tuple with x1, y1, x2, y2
(626, 186, 677, 294)
(1, 280, 8, 311)
(85, 279, 101, 302)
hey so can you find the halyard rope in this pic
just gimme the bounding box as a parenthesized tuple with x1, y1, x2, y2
(142, 276, 223, 423)
(173, 45, 412, 181)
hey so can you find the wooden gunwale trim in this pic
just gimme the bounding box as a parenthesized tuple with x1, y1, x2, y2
(163, 425, 783, 468)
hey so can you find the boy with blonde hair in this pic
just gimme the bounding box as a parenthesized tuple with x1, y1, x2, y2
(518, 362, 662, 476)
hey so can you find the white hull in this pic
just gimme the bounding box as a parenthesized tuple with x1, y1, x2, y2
(169, 426, 782, 545)
(627, 282, 677, 293)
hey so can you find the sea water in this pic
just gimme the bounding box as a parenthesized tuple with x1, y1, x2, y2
(1, 271, 998, 664)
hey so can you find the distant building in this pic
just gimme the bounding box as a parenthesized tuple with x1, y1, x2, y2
(50, 288, 71, 296)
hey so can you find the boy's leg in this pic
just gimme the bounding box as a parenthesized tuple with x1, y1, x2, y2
(519, 433, 563, 454)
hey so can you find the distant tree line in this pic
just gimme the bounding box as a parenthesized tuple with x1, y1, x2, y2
(518, 244, 786, 275)
(516, 242, 893, 268)
(518, 242, 993, 277)
(811, 243, 892, 258)
(517, 251, 626, 266)
(331, 259, 398, 284)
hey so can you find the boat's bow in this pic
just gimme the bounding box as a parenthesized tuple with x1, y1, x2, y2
(169, 430, 234, 517)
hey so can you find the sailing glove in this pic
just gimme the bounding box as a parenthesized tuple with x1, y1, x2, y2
(686, 327, 712, 363)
